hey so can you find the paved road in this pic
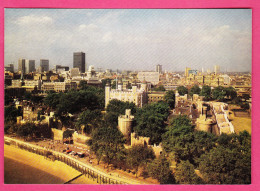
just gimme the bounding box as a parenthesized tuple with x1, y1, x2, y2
(4, 136, 146, 185)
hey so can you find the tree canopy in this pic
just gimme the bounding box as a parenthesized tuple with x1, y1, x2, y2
(16, 122, 38, 138)
(134, 101, 170, 145)
(198, 145, 251, 184)
(162, 116, 216, 164)
(44, 88, 105, 115)
(147, 156, 175, 184)
(87, 126, 125, 165)
(189, 85, 201, 96)
(126, 145, 155, 176)
(177, 86, 188, 96)
(152, 85, 166, 91)
(164, 90, 175, 109)
(200, 85, 211, 100)
(225, 86, 237, 100)
(106, 99, 136, 115)
(4, 105, 19, 123)
(75, 109, 102, 134)
(175, 160, 203, 184)
(105, 99, 137, 127)
(212, 86, 227, 101)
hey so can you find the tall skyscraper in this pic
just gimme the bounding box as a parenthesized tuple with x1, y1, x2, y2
(214, 65, 220, 75)
(25, 60, 36, 73)
(156, 64, 162, 74)
(40, 59, 49, 72)
(18, 59, 26, 74)
(185, 67, 191, 77)
(73, 52, 85, 73)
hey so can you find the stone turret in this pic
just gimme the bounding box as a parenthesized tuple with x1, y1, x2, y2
(141, 78, 147, 92)
(105, 82, 111, 107)
(118, 109, 134, 144)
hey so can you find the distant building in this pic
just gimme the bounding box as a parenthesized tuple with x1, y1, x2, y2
(42, 82, 77, 92)
(105, 80, 148, 108)
(55, 65, 69, 73)
(25, 60, 36, 73)
(5, 64, 14, 73)
(214, 65, 220, 75)
(105, 79, 165, 108)
(73, 52, 85, 73)
(71, 68, 80, 77)
(40, 59, 49, 72)
(185, 67, 191, 77)
(137, 71, 160, 85)
(18, 59, 26, 74)
(156, 64, 162, 74)
(147, 91, 166, 104)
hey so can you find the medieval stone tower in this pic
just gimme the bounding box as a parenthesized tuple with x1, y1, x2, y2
(118, 109, 134, 144)
(105, 82, 111, 108)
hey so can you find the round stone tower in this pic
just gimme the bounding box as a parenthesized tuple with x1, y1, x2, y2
(118, 109, 134, 144)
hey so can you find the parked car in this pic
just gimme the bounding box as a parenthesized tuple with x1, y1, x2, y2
(66, 149, 72, 154)
(77, 152, 85, 158)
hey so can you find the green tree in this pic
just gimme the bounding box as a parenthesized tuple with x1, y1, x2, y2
(126, 145, 155, 177)
(105, 99, 137, 126)
(225, 86, 237, 100)
(44, 88, 105, 114)
(76, 109, 102, 134)
(88, 126, 125, 166)
(152, 85, 166, 91)
(200, 85, 211, 100)
(5, 92, 13, 106)
(177, 86, 188, 96)
(106, 99, 136, 115)
(4, 122, 19, 134)
(16, 122, 38, 138)
(104, 112, 119, 128)
(147, 156, 175, 184)
(4, 105, 19, 123)
(134, 102, 170, 145)
(198, 146, 251, 184)
(189, 85, 201, 96)
(43, 92, 61, 109)
(101, 78, 112, 88)
(212, 86, 226, 101)
(78, 80, 88, 89)
(164, 90, 175, 109)
(163, 120, 216, 165)
(175, 160, 203, 184)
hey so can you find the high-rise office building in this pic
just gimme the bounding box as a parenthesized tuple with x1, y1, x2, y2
(156, 64, 162, 74)
(40, 59, 49, 72)
(25, 60, 36, 73)
(18, 59, 26, 74)
(185, 67, 191, 77)
(73, 52, 85, 73)
(214, 65, 220, 75)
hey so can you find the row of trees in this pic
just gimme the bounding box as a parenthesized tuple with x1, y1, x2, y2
(177, 85, 238, 101)
(43, 84, 105, 128)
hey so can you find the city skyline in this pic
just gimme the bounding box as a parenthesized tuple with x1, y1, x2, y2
(5, 9, 252, 72)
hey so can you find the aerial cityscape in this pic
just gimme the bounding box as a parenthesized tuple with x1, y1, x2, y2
(4, 9, 251, 184)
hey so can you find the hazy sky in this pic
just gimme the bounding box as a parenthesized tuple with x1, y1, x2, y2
(5, 9, 251, 72)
